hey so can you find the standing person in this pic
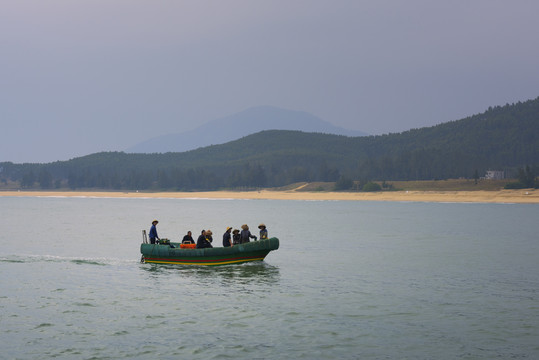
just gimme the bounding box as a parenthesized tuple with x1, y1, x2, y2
(258, 224, 268, 240)
(240, 224, 257, 244)
(223, 227, 233, 247)
(182, 231, 195, 244)
(149, 220, 160, 244)
(232, 229, 241, 245)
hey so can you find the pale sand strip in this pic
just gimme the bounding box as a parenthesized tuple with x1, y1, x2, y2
(0, 189, 538, 203)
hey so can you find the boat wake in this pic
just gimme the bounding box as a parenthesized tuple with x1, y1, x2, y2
(0, 254, 133, 267)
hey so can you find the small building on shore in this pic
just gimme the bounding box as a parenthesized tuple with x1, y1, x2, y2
(484, 170, 505, 180)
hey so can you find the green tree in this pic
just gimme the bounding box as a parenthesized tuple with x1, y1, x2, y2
(38, 169, 53, 189)
(21, 171, 35, 188)
(518, 165, 536, 188)
(335, 176, 353, 190)
(362, 181, 382, 192)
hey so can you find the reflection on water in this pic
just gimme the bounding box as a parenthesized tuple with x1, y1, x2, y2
(140, 261, 280, 286)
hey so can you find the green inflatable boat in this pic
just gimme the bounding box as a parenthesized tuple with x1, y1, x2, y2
(140, 237, 280, 266)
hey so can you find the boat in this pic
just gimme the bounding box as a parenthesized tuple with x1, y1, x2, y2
(140, 237, 280, 266)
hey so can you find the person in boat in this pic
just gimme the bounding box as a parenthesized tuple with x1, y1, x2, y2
(182, 231, 195, 244)
(258, 223, 268, 240)
(232, 229, 241, 245)
(149, 220, 160, 244)
(223, 227, 233, 247)
(205, 230, 214, 244)
(240, 224, 257, 244)
(197, 229, 213, 249)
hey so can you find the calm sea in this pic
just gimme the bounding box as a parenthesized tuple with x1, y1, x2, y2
(1, 196, 538, 359)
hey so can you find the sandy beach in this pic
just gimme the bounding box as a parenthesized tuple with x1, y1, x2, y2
(1, 189, 538, 203)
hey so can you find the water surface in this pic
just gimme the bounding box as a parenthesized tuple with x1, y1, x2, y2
(1, 197, 538, 359)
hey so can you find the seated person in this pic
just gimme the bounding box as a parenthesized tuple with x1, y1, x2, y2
(232, 229, 240, 245)
(205, 230, 214, 244)
(196, 230, 213, 249)
(182, 231, 195, 244)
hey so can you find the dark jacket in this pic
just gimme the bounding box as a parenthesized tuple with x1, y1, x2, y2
(149, 224, 159, 244)
(197, 234, 213, 249)
(232, 233, 240, 245)
(223, 232, 232, 247)
(182, 235, 194, 244)
(240, 229, 256, 244)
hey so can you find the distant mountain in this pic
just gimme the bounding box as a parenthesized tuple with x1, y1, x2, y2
(126, 106, 368, 153)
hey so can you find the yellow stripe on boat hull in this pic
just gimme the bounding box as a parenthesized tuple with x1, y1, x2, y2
(144, 257, 266, 266)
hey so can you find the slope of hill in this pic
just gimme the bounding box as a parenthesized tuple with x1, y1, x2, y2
(126, 105, 368, 153)
(2, 97, 538, 190)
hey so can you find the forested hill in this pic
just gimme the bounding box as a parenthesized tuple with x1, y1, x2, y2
(2, 97, 538, 190)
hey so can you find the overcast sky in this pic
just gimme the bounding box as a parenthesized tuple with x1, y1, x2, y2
(2, 0, 538, 163)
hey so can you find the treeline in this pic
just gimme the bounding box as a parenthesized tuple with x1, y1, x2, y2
(504, 166, 539, 189)
(1, 97, 538, 191)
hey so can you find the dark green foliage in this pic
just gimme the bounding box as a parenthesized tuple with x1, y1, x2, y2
(335, 176, 353, 190)
(38, 169, 53, 189)
(504, 165, 538, 189)
(20, 171, 35, 188)
(1, 97, 538, 190)
(362, 182, 382, 192)
(518, 165, 536, 188)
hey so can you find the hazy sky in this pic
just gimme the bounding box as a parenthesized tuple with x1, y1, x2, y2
(2, 0, 538, 163)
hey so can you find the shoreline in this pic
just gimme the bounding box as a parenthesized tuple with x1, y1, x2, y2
(1, 189, 538, 203)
